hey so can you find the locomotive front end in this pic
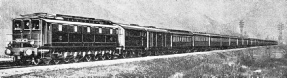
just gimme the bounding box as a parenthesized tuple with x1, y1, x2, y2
(5, 17, 43, 64)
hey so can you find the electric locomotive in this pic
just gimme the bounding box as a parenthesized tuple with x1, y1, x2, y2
(5, 13, 121, 65)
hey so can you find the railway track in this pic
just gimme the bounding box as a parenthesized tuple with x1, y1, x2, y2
(0, 47, 259, 77)
(0, 47, 256, 70)
(0, 56, 125, 70)
(0, 61, 35, 70)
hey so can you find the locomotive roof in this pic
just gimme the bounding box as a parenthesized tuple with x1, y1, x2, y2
(43, 19, 118, 28)
(118, 24, 168, 32)
(192, 32, 219, 36)
(19, 12, 115, 25)
(158, 28, 192, 35)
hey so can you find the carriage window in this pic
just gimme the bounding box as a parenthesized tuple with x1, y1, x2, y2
(24, 20, 30, 29)
(31, 20, 40, 30)
(58, 25, 62, 31)
(74, 26, 77, 32)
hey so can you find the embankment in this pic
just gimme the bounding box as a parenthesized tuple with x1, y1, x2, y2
(6, 45, 287, 78)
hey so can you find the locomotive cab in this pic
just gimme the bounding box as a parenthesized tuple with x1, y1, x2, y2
(5, 18, 45, 63)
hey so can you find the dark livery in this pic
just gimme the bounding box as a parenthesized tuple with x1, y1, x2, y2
(4, 13, 278, 65)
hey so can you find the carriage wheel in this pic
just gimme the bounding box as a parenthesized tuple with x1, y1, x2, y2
(85, 55, 92, 62)
(154, 51, 158, 56)
(146, 51, 151, 56)
(32, 58, 41, 65)
(159, 51, 163, 55)
(137, 51, 142, 57)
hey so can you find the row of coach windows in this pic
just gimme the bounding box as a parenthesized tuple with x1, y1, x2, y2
(222, 38, 229, 42)
(211, 38, 221, 41)
(53, 24, 116, 34)
(230, 39, 237, 42)
(125, 30, 145, 37)
(173, 36, 192, 42)
(194, 36, 208, 41)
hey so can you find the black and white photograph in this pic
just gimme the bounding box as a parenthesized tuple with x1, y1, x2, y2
(0, 0, 286, 77)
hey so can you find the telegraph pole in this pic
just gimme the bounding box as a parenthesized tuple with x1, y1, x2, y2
(278, 23, 284, 44)
(239, 20, 244, 37)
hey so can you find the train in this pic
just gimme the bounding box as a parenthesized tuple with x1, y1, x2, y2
(4, 13, 278, 65)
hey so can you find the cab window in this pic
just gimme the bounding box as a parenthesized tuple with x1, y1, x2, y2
(31, 20, 40, 30)
(14, 20, 22, 30)
(24, 20, 30, 29)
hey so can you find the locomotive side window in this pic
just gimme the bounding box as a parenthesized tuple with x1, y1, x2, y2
(24, 20, 30, 29)
(102, 28, 110, 34)
(14, 20, 22, 30)
(52, 24, 58, 31)
(58, 25, 62, 31)
(113, 29, 117, 34)
(87, 26, 91, 33)
(110, 29, 113, 34)
(90, 27, 96, 33)
(66, 25, 73, 32)
(74, 26, 78, 32)
(99, 28, 102, 33)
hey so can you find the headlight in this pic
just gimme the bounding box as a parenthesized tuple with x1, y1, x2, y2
(5, 49, 11, 55)
(25, 49, 33, 56)
(5, 42, 11, 47)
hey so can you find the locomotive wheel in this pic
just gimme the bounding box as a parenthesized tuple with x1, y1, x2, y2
(32, 58, 41, 65)
(100, 55, 106, 60)
(106, 54, 113, 60)
(121, 51, 127, 58)
(13, 57, 23, 65)
(72, 56, 81, 63)
(63, 57, 71, 63)
(42, 58, 52, 65)
(85, 55, 92, 62)
(130, 51, 135, 58)
(93, 55, 100, 61)
(53, 59, 61, 65)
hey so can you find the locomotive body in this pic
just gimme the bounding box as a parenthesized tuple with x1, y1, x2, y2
(5, 13, 122, 65)
(4, 13, 278, 65)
